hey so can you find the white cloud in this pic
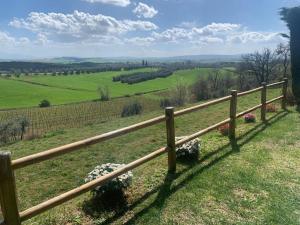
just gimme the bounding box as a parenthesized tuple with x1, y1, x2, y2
(125, 36, 155, 46)
(0, 31, 15, 45)
(133, 2, 158, 18)
(10, 11, 158, 42)
(228, 32, 283, 44)
(0, 31, 30, 46)
(152, 28, 192, 42)
(83, 0, 130, 7)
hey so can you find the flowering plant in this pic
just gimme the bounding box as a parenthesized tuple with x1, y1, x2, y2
(217, 123, 230, 136)
(244, 113, 256, 123)
(175, 136, 200, 159)
(266, 104, 277, 112)
(85, 163, 133, 196)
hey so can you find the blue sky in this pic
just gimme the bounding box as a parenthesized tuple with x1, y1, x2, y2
(0, 0, 299, 59)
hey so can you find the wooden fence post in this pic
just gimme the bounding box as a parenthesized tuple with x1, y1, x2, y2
(229, 90, 237, 139)
(0, 152, 21, 225)
(261, 82, 267, 121)
(165, 107, 176, 173)
(282, 78, 288, 110)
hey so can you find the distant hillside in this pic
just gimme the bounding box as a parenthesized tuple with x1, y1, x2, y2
(36, 54, 242, 64)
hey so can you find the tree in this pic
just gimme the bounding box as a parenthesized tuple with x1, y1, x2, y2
(98, 86, 110, 101)
(242, 48, 278, 85)
(280, 6, 300, 105)
(39, 99, 51, 107)
(276, 43, 290, 78)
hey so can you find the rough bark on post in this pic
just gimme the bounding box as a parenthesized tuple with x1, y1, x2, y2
(261, 82, 267, 121)
(282, 78, 288, 110)
(229, 90, 237, 139)
(0, 152, 21, 225)
(165, 107, 176, 173)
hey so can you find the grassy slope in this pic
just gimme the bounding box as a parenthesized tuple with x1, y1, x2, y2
(1, 88, 299, 224)
(1, 68, 225, 109)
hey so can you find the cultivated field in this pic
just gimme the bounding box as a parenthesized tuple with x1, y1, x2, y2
(0, 96, 160, 137)
(0, 67, 231, 109)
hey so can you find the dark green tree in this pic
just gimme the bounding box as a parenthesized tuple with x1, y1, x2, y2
(280, 6, 300, 105)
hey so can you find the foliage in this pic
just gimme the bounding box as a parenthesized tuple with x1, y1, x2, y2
(159, 98, 172, 108)
(113, 69, 173, 84)
(39, 99, 51, 108)
(85, 163, 133, 196)
(280, 6, 300, 105)
(244, 113, 256, 123)
(242, 48, 279, 85)
(0, 116, 29, 144)
(170, 81, 189, 106)
(191, 69, 236, 101)
(266, 104, 277, 112)
(217, 123, 230, 136)
(175, 137, 200, 160)
(97, 86, 110, 101)
(121, 101, 143, 117)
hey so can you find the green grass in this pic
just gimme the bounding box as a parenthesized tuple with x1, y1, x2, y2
(1, 88, 298, 225)
(1, 67, 228, 109)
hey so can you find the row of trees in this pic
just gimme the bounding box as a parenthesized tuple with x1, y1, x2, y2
(0, 62, 150, 77)
(112, 69, 173, 84)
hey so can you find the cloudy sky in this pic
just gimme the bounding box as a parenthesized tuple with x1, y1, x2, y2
(0, 0, 299, 59)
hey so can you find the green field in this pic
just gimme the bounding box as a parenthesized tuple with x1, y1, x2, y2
(1, 88, 298, 225)
(0, 68, 224, 109)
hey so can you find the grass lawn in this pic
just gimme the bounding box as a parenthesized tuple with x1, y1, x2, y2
(0, 88, 299, 224)
(1, 67, 231, 109)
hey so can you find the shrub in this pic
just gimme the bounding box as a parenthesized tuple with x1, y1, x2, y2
(98, 86, 110, 101)
(160, 98, 172, 108)
(121, 102, 142, 117)
(39, 99, 51, 108)
(244, 113, 256, 123)
(218, 123, 230, 136)
(85, 163, 133, 196)
(171, 82, 189, 106)
(0, 116, 30, 144)
(266, 104, 277, 112)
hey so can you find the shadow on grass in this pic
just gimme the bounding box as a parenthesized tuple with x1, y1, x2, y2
(82, 190, 128, 217)
(90, 110, 289, 225)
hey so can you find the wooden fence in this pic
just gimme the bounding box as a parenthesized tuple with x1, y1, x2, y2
(0, 78, 288, 225)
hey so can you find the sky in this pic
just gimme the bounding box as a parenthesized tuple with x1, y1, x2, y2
(0, 0, 299, 59)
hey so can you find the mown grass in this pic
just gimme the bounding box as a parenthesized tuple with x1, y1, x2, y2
(2, 67, 231, 109)
(1, 88, 299, 224)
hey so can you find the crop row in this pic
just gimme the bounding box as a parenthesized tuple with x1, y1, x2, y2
(0, 97, 160, 138)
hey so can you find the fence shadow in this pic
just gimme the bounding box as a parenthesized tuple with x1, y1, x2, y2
(89, 110, 289, 225)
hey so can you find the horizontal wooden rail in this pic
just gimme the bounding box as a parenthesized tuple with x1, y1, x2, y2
(174, 95, 231, 117)
(236, 104, 263, 118)
(266, 96, 284, 104)
(19, 146, 167, 222)
(237, 87, 263, 97)
(12, 115, 166, 170)
(175, 118, 230, 147)
(266, 81, 285, 88)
